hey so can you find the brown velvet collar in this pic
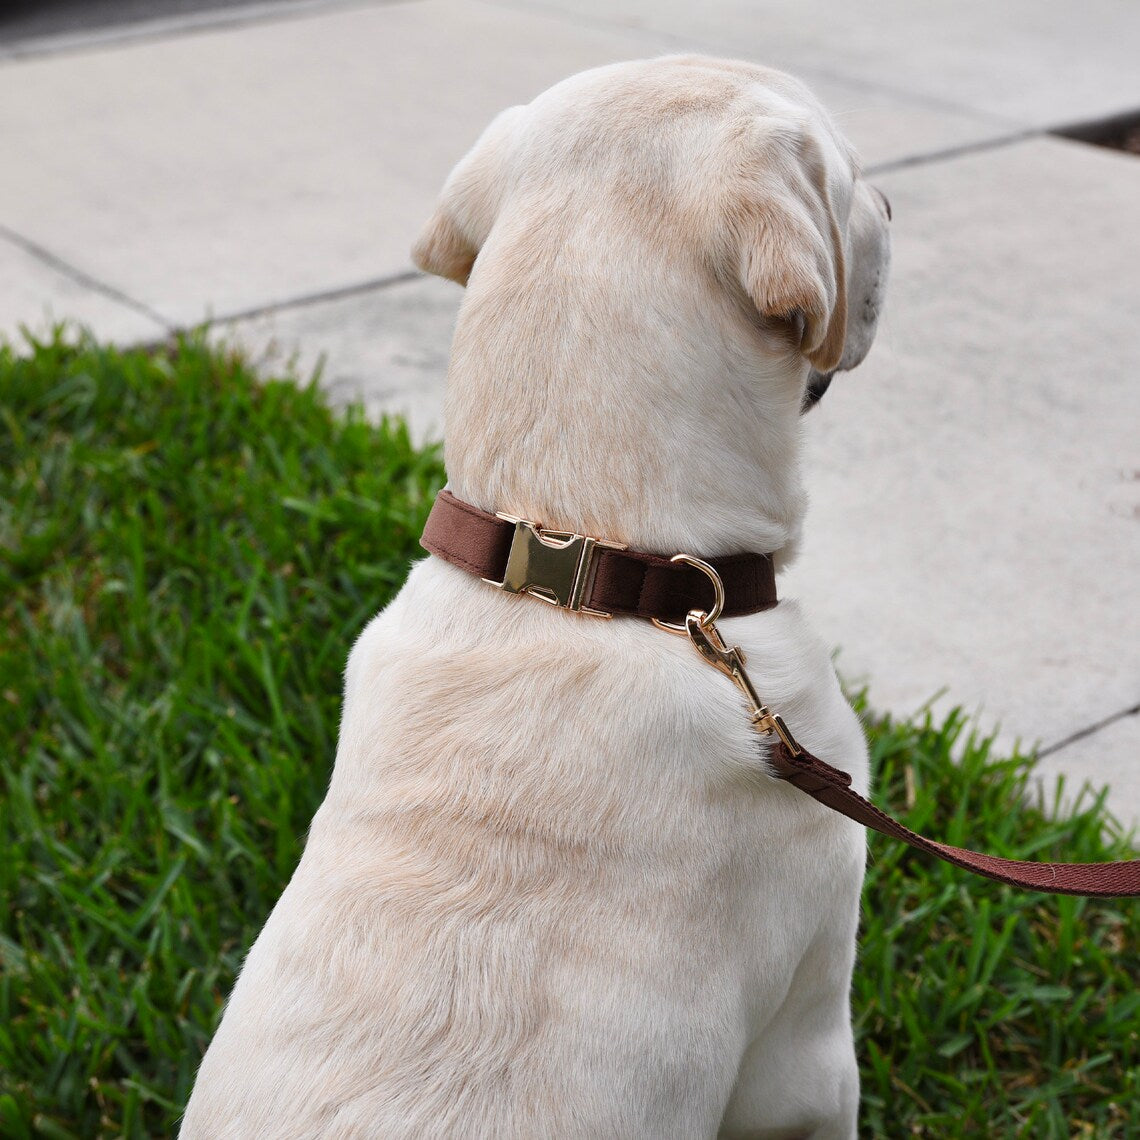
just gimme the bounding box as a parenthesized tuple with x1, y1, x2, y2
(420, 490, 778, 623)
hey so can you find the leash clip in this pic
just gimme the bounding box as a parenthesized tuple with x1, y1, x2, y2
(683, 611, 804, 757)
(654, 552, 802, 757)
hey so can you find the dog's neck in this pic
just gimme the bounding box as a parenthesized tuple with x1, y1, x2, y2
(441, 245, 811, 568)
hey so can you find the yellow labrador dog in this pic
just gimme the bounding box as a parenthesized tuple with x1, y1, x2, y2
(183, 56, 890, 1139)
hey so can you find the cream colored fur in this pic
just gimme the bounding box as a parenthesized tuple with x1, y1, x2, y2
(182, 56, 891, 1140)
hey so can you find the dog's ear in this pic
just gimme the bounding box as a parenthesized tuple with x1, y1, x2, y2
(412, 107, 523, 287)
(737, 134, 849, 372)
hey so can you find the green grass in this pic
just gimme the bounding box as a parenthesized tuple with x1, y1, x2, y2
(1, 331, 1137, 1138)
(855, 708, 1138, 1137)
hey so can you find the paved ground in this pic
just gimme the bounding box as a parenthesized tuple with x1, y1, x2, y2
(2, 0, 1137, 829)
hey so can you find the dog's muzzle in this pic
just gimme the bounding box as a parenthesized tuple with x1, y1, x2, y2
(802, 370, 833, 413)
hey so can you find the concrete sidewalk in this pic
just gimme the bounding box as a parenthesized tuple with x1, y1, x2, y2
(2, 0, 1137, 828)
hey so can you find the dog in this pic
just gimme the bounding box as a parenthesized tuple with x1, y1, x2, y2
(181, 55, 890, 1139)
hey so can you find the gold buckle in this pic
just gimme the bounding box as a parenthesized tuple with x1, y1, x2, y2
(483, 515, 625, 618)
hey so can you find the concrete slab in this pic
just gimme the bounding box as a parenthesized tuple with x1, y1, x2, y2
(0, 0, 1007, 342)
(213, 273, 460, 440)
(787, 136, 1140, 763)
(517, 0, 1140, 127)
(0, 230, 167, 344)
(1032, 714, 1140, 836)
(0, 0, 645, 331)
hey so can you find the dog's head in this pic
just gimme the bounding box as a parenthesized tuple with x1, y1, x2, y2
(412, 56, 890, 554)
(415, 56, 888, 394)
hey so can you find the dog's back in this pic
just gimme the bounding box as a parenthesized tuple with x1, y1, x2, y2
(182, 559, 868, 1138)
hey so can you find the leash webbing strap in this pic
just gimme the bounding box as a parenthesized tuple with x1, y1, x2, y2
(767, 741, 1140, 898)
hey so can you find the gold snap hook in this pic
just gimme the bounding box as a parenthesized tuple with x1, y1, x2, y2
(651, 554, 725, 634)
(654, 557, 805, 758)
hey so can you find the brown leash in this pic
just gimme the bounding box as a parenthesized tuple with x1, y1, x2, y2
(766, 740, 1140, 897)
(421, 491, 1140, 898)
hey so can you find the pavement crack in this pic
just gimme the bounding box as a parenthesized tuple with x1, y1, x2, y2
(1049, 107, 1140, 156)
(0, 224, 172, 331)
(1037, 702, 1140, 759)
(867, 129, 1041, 176)
(205, 270, 424, 326)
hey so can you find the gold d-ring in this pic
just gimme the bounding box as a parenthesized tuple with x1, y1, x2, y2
(651, 554, 725, 634)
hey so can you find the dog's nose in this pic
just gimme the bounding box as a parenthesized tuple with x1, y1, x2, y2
(802, 371, 834, 413)
(874, 186, 892, 221)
